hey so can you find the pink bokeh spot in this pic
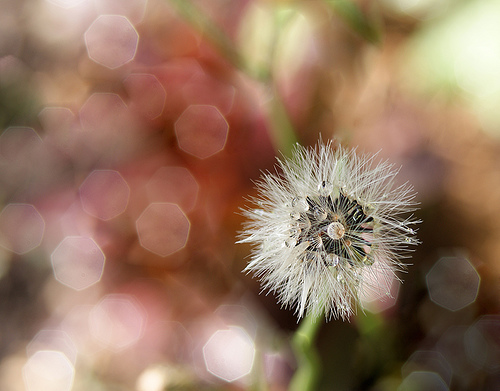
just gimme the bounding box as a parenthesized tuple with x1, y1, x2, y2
(0, 204, 45, 255)
(175, 105, 229, 159)
(203, 327, 255, 382)
(79, 170, 130, 220)
(23, 350, 74, 391)
(89, 294, 146, 351)
(136, 203, 190, 257)
(51, 236, 105, 291)
(124, 73, 166, 119)
(84, 15, 138, 69)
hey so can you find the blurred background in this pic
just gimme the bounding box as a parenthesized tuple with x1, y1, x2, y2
(1, 0, 500, 390)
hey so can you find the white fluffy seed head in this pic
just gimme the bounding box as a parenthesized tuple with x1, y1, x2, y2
(238, 140, 420, 321)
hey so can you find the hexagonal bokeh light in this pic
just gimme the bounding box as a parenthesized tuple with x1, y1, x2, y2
(27, 330, 77, 365)
(79, 169, 130, 220)
(84, 15, 138, 69)
(464, 315, 500, 373)
(51, 236, 105, 291)
(175, 105, 229, 159)
(136, 203, 190, 257)
(22, 350, 75, 391)
(426, 255, 480, 311)
(203, 326, 255, 382)
(89, 294, 146, 351)
(402, 350, 452, 387)
(398, 371, 448, 391)
(136, 365, 170, 391)
(0, 204, 45, 255)
(146, 167, 199, 212)
(124, 73, 166, 119)
(0, 126, 42, 161)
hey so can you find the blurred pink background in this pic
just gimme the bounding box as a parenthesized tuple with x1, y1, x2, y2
(1, 0, 499, 390)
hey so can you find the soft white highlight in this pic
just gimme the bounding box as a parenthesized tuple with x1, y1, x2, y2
(239, 140, 419, 320)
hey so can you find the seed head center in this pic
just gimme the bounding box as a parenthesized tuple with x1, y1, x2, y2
(327, 221, 345, 240)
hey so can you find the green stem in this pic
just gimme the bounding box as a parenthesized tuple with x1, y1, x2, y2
(168, 0, 244, 70)
(266, 90, 299, 157)
(289, 314, 323, 391)
(326, 0, 381, 45)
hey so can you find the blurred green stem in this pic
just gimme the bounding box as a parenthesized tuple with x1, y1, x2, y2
(266, 90, 298, 157)
(168, 0, 244, 70)
(326, 0, 381, 44)
(289, 314, 323, 391)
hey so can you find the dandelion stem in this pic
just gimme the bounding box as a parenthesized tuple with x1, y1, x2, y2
(266, 91, 298, 157)
(289, 314, 323, 391)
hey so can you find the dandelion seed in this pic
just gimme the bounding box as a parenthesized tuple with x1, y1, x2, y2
(238, 140, 419, 320)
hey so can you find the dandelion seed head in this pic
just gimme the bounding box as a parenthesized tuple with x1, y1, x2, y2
(239, 140, 419, 321)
